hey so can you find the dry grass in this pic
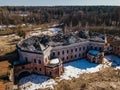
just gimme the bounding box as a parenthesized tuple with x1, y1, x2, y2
(0, 81, 13, 90)
(0, 61, 13, 90)
(0, 61, 11, 76)
(0, 22, 57, 56)
(54, 67, 120, 90)
(17, 22, 57, 32)
(39, 67, 120, 90)
(0, 34, 21, 56)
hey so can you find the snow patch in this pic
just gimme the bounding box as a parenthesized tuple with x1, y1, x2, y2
(19, 59, 108, 90)
(105, 55, 120, 66)
(50, 58, 59, 64)
(48, 28, 62, 34)
(115, 66, 120, 70)
(19, 74, 57, 90)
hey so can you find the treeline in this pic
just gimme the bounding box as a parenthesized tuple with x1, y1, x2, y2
(0, 6, 120, 27)
(0, 6, 64, 25)
(60, 6, 120, 27)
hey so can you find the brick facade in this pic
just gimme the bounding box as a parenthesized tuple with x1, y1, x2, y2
(14, 38, 106, 81)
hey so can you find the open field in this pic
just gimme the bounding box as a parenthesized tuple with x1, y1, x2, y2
(0, 22, 59, 56)
(0, 22, 58, 56)
(0, 61, 11, 75)
(0, 81, 13, 90)
(38, 67, 120, 90)
(53, 67, 120, 90)
(88, 26, 120, 36)
(0, 22, 58, 36)
(0, 34, 21, 56)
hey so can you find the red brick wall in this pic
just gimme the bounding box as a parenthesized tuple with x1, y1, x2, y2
(113, 46, 120, 56)
(45, 64, 63, 78)
(14, 63, 32, 76)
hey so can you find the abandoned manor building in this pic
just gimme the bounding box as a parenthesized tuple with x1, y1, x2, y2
(14, 30, 109, 81)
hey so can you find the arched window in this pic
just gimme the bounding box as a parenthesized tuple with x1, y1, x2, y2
(34, 59, 36, 63)
(75, 54, 77, 58)
(62, 50, 64, 54)
(83, 47, 85, 50)
(25, 57, 28, 62)
(39, 68, 41, 71)
(67, 50, 69, 53)
(53, 52, 55, 56)
(49, 71, 51, 75)
(67, 56, 68, 60)
(75, 48, 77, 52)
(39, 60, 41, 64)
(91, 46, 93, 49)
(35, 67, 37, 70)
(79, 47, 81, 51)
(79, 54, 81, 57)
(95, 47, 97, 50)
(71, 49, 73, 53)
(62, 57, 64, 61)
(22, 66, 25, 69)
(58, 51, 60, 55)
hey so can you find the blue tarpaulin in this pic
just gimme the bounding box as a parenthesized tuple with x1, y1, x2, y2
(88, 50, 100, 56)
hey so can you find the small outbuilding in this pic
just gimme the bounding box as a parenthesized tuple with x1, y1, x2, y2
(45, 58, 63, 78)
(87, 50, 104, 64)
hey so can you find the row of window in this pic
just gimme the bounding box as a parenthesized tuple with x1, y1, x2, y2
(62, 53, 86, 61)
(114, 47, 120, 50)
(53, 47, 86, 56)
(35, 67, 41, 71)
(25, 57, 42, 64)
(90, 46, 102, 51)
(34, 59, 41, 64)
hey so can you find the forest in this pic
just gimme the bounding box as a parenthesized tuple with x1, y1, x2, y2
(0, 6, 120, 36)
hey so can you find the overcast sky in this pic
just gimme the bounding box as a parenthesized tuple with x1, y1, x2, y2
(0, 0, 120, 6)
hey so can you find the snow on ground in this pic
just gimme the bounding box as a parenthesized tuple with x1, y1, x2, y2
(19, 74, 57, 90)
(18, 53, 120, 90)
(50, 58, 59, 64)
(115, 66, 120, 70)
(60, 59, 108, 80)
(105, 55, 120, 70)
(105, 55, 120, 66)
(48, 28, 62, 34)
(0, 34, 20, 39)
(19, 58, 109, 90)
(0, 25, 16, 30)
(28, 27, 62, 37)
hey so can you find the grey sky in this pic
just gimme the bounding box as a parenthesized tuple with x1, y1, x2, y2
(0, 0, 120, 6)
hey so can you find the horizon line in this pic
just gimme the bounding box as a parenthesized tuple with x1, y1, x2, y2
(0, 5, 120, 7)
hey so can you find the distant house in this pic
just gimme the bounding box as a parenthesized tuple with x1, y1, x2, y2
(87, 50, 104, 64)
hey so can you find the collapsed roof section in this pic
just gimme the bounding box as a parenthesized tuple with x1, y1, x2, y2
(17, 32, 106, 53)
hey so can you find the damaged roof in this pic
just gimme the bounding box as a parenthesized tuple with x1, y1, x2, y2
(17, 32, 105, 52)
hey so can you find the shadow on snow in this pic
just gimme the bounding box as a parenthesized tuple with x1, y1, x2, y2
(19, 59, 99, 86)
(105, 55, 120, 66)
(19, 74, 50, 85)
(63, 59, 98, 69)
